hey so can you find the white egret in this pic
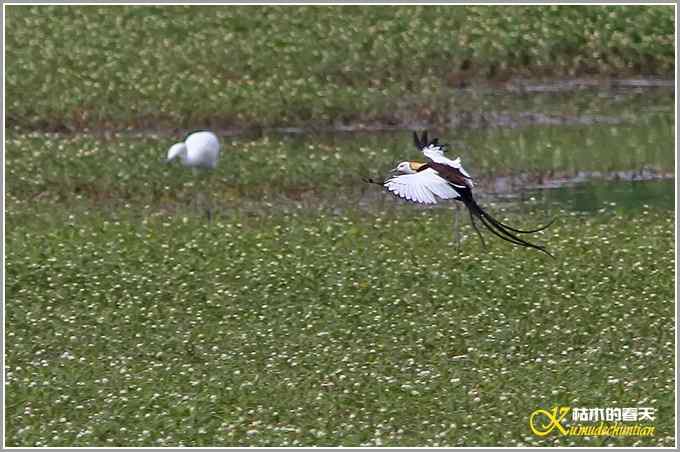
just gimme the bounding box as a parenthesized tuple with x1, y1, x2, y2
(165, 130, 221, 219)
(166, 130, 220, 169)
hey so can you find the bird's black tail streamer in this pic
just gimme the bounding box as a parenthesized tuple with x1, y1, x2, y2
(459, 192, 554, 258)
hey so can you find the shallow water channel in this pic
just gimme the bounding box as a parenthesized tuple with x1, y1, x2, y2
(255, 81, 675, 216)
(526, 179, 674, 213)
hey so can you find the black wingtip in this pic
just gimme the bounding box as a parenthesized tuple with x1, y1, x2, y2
(413, 131, 423, 150)
(413, 130, 450, 151)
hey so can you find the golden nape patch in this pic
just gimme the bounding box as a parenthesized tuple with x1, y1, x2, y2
(409, 161, 426, 171)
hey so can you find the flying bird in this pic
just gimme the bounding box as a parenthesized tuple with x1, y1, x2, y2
(366, 131, 555, 257)
(166, 130, 220, 169)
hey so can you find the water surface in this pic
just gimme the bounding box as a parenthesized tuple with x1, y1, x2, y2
(526, 179, 675, 213)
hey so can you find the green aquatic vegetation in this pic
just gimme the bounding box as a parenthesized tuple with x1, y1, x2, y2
(5, 120, 674, 446)
(5, 207, 675, 446)
(5, 5, 675, 131)
(5, 128, 675, 446)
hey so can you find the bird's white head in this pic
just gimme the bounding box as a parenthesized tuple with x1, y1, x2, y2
(393, 161, 425, 174)
(166, 142, 188, 164)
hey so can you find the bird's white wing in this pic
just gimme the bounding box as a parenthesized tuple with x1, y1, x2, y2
(185, 131, 220, 168)
(186, 131, 220, 154)
(385, 168, 461, 204)
(422, 143, 445, 161)
(423, 144, 464, 167)
(422, 145, 474, 186)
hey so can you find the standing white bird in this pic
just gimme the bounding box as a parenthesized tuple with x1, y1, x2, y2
(165, 130, 221, 219)
(166, 130, 220, 169)
(366, 131, 555, 257)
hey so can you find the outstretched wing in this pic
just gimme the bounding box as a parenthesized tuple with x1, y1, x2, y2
(412, 130, 475, 187)
(385, 168, 461, 204)
(422, 143, 448, 161)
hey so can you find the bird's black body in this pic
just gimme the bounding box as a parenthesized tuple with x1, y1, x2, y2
(420, 161, 471, 188)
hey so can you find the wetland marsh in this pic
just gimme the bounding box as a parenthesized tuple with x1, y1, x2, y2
(5, 4, 675, 447)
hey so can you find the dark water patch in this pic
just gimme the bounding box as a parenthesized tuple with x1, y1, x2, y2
(522, 179, 675, 213)
(482, 168, 674, 194)
(507, 78, 675, 93)
(446, 111, 625, 130)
